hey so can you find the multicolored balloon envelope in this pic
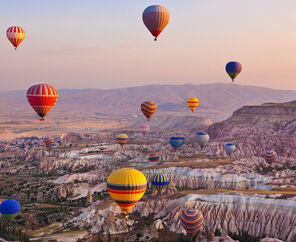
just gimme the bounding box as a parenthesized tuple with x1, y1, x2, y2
(195, 131, 210, 148)
(43, 137, 55, 149)
(187, 98, 199, 112)
(142, 5, 170, 41)
(6, 26, 25, 50)
(225, 61, 242, 82)
(149, 153, 160, 162)
(0, 199, 21, 221)
(180, 208, 204, 237)
(224, 143, 236, 156)
(116, 134, 128, 148)
(107, 168, 147, 214)
(263, 150, 277, 163)
(151, 174, 168, 193)
(169, 137, 185, 151)
(141, 101, 157, 120)
(139, 124, 150, 136)
(26, 84, 58, 121)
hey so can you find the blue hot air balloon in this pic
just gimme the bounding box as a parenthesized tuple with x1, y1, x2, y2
(0, 199, 21, 221)
(151, 174, 169, 193)
(225, 61, 242, 82)
(195, 131, 210, 148)
(169, 137, 185, 151)
(224, 143, 236, 157)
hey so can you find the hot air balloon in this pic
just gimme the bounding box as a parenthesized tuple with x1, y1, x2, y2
(139, 124, 150, 136)
(0, 199, 21, 221)
(149, 153, 160, 162)
(263, 150, 277, 163)
(187, 98, 199, 112)
(26, 84, 58, 121)
(225, 61, 242, 82)
(180, 208, 204, 238)
(6, 26, 25, 50)
(151, 174, 168, 194)
(43, 137, 55, 149)
(195, 131, 210, 148)
(169, 137, 185, 151)
(116, 134, 128, 148)
(141, 101, 157, 120)
(107, 168, 147, 215)
(142, 5, 170, 41)
(224, 143, 236, 157)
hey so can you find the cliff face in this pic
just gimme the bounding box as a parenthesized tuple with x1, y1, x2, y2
(70, 194, 296, 241)
(209, 101, 296, 139)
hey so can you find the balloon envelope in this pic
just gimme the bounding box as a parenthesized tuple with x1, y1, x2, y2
(141, 101, 157, 120)
(26, 84, 58, 121)
(43, 137, 55, 149)
(139, 124, 150, 136)
(195, 131, 210, 148)
(180, 208, 204, 237)
(169, 137, 185, 151)
(142, 5, 170, 41)
(149, 153, 160, 162)
(225, 61, 242, 81)
(263, 150, 277, 163)
(116, 134, 128, 147)
(187, 98, 199, 112)
(107, 168, 147, 213)
(0, 199, 21, 221)
(151, 174, 168, 193)
(6, 26, 25, 49)
(224, 143, 236, 156)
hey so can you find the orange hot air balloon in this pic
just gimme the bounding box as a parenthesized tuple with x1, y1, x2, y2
(142, 5, 170, 41)
(6, 26, 25, 50)
(26, 84, 58, 121)
(141, 101, 157, 120)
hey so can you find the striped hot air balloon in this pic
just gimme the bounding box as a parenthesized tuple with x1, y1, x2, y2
(26, 84, 58, 121)
(187, 98, 199, 112)
(43, 137, 55, 149)
(142, 5, 170, 41)
(149, 153, 160, 162)
(107, 168, 147, 214)
(169, 137, 185, 151)
(180, 208, 204, 238)
(139, 124, 150, 136)
(116, 134, 128, 148)
(141, 101, 157, 120)
(263, 150, 277, 163)
(151, 174, 168, 193)
(225, 61, 242, 82)
(6, 26, 25, 50)
(0, 199, 21, 221)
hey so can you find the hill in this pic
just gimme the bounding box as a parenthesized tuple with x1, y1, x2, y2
(1, 83, 296, 122)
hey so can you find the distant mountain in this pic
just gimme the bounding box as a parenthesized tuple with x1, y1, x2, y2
(1, 83, 296, 121)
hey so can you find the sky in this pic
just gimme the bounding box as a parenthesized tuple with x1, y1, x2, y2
(0, 0, 296, 91)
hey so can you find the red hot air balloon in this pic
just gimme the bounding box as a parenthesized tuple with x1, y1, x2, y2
(26, 84, 58, 121)
(6, 26, 25, 50)
(142, 5, 170, 41)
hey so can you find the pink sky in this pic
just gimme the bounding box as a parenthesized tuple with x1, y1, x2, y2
(0, 0, 295, 91)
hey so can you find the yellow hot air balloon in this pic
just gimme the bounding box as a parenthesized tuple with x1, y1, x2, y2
(187, 98, 199, 112)
(116, 134, 128, 148)
(107, 168, 147, 214)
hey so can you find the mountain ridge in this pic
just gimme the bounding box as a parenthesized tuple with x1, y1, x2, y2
(1, 83, 296, 121)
